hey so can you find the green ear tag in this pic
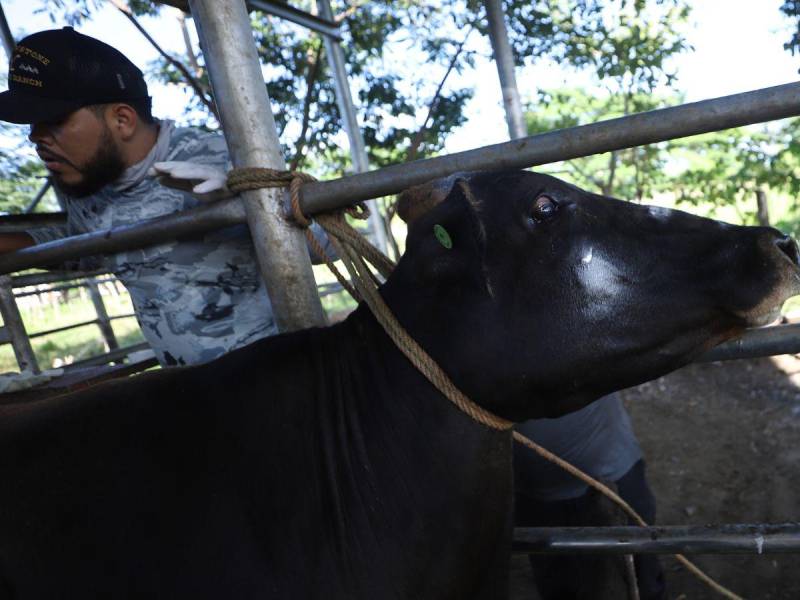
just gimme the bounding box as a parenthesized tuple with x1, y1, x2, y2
(434, 224, 452, 249)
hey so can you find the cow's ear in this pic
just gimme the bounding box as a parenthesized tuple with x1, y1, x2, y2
(405, 180, 482, 284)
(397, 176, 456, 225)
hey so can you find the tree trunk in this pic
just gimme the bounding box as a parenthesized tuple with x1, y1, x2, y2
(755, 189, 770, 226)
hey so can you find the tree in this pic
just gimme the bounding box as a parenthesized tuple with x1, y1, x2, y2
(523, 0, 691, 200)
(29, 1, 643, 174)
(780, 0, 800, 59)
(526, 88, 677, 201)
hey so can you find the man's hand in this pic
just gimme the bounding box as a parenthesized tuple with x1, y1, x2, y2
(149, 161, 233, 203)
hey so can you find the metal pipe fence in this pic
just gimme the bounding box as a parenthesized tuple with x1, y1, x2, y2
(513, 523, 800, 555)
(189, 0, 325, 333)
(3, 81, 799, 277)
(27, 313, 135, 340)
(0, 270, 144, 374)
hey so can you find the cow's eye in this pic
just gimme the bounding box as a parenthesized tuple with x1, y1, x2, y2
(527, 195, 558, 225)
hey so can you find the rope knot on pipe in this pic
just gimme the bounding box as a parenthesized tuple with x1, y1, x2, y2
(227, 167, 318, 228)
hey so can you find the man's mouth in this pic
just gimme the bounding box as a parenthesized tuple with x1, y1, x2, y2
(36, 149, 70, 171)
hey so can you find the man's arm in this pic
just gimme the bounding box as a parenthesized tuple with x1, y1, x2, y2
(0, 232, 35, 254)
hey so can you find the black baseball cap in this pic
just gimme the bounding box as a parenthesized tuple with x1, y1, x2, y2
(0, 27, 150, 124)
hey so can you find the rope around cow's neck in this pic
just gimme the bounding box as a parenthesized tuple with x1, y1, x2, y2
(227, 167, 745, 600)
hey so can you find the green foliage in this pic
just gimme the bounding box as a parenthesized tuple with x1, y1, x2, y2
(526, 88, 676, 200)
(669, 118, 800, 227)
(780, 0, 800, 57)
(0, 120, 56, 214)
(523, 1, 690, 201)
(23, 0, 641, 176)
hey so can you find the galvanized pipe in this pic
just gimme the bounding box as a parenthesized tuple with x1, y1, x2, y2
(66, 341, 153, 369)
(699, 323, 800, 362)
(24, 180, 52, 214)
(0, 212, 66, 233)
(189, 0, 326, 332)
(250, 0, 341, 40)
(4, 83, 800, 279)
(0, 2, 15, 60)
(316, 0, 388, 254)
(0, 197, 243, 274)
(483, 0, 527, 139)
(156, 0, 341, 39)
(513, 523, 800, 555)
(297, 81, 800, 212)
(0, 275, 39, 373)
(12, 270, 110, 289)
(25, 313, 135, 340)
(87, 279, 119, 352)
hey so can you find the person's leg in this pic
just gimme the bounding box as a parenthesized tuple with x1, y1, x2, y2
(615, 459, 666, 600)
(515, 491, 628, 600)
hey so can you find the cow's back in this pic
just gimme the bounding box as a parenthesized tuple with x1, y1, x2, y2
(0, 313, 512, 599)
(0, 351, 282, 598)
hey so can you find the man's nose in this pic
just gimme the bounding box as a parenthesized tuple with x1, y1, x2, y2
(28, 122, 51, 144)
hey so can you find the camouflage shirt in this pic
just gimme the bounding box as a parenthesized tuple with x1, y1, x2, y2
(30, 120, 329, 367)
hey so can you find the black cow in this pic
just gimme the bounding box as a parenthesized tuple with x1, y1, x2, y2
(1, 170, 798, 599)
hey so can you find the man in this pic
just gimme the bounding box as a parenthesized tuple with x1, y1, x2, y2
(0, 27, 331, 366)
(514, 394, 666, 600)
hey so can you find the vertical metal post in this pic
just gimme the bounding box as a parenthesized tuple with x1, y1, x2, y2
(86, 279, 119, 352)
(0, 275, 39, 373)
(24, 180, 52, 214)
(188, 0, 325, 331)
(0, 2, 15, 60)
(484, 0, 527, 139)
(316, 0, 389, 254)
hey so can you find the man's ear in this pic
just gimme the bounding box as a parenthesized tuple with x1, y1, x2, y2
(106, 103, 138, 141)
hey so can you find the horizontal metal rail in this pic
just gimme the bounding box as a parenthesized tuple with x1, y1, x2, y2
(154, 0, 342, 40)
(14, 278, 117, 298)
(0, 198, 244, 274)
(24, 180, 53, 214)
(26, 313, 135, 340)
(512, 523, 800, 555)
(0, 212, 66, 233)
(249, 0, 342, 40)
(2, 82, 799, 276)
(65, 341, 153, 369)
(300, 81, 800, 212)
(11, 270, 107, 288)
(699, 323, 800, 362)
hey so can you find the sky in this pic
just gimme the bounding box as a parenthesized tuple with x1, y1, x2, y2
(0, 1, 798, 158)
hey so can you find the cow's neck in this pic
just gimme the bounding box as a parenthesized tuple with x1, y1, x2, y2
(240, 304, 512, 598)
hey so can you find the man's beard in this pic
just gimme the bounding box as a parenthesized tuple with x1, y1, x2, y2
(52, 128, 127, 198)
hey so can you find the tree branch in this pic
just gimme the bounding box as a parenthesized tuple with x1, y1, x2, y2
(177, 11, 201, 77)
(290, 41, 324, 171)
(406, 26, 474, 162)
(108, 0, 219, 121)
(566, 159, 605, 192)
(334, 1, 369, 23)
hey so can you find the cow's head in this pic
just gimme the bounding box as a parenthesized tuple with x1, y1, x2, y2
(381, 170, 800, 421)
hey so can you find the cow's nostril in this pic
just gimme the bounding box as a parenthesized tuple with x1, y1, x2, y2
(776, 234, 800, 266)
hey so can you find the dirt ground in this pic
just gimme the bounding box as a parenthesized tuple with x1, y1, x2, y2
(510, 354, 800, 599)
